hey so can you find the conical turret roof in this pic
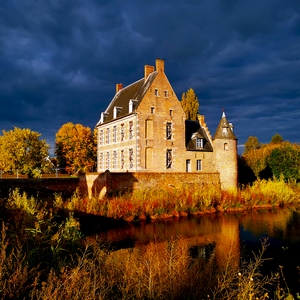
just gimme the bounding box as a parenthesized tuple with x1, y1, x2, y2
(213, 111, 237, 140)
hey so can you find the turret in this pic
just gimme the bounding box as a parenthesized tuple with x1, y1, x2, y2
(213, 111, 238, 190)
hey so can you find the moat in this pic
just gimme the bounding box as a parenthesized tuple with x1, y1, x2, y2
(83, 207, 300, 295)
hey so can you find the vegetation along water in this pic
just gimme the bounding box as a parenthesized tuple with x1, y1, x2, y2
(1, 176, 300, 299)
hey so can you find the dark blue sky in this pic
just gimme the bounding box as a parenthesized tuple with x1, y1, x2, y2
(0, 0, 299, 155)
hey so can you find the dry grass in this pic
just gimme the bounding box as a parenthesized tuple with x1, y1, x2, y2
(1, 183, 300, 299)
(54, 178, 300, 221)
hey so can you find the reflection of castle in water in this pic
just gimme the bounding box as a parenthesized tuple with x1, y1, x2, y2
(97, 214, 241, 268)
(95, 209, 297, 268)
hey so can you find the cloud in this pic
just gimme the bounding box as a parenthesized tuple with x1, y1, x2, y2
(0, 0, 299, 155)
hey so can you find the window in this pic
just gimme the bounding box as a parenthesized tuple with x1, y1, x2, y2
(196, 138, 203, 149)
(113, 150, 117, 169)
(106, 152, 110, 169)
(129, 148, 134, 169)
(151, 107, 155, 114)
(121, 150, 125, 169)
(197, 160, 202, 171)
(120, 124, 124, 141)
(186, 160, 191, 172)
(169, 109, 173, 117)
(224, 143, 229, 150)
(129, 121, 133, 140)
(164, 90, 168, 97)
(100, 130, 104, 145)
(166, 150, 172, 169)
(166, 122, 172, 140)
(155, 89, 159, 96)
(106, 128, 110, 144)
(99, 152, 103, 169)
(113, 126, 117, 143)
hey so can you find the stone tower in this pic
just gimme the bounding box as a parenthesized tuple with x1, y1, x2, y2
(213, 111, 238, 190)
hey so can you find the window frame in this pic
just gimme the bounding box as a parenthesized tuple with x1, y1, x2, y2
(196, 137, 203, 149)
(196, 159, 202, 171)
(166, 149, 172, 169)
(129, 121, 133, 140)
(166, 122, 172, 140)
(129, 148, 134, 169)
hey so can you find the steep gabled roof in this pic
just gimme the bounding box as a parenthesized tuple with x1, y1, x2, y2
(98, 71, 158, 124)
(213, 111, 237, 140)
(185, 120, 213, 151)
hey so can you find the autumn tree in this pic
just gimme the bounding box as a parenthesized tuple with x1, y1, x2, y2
(271, 133, 283, 144)
(0, 127, 49, 176)
(55, 123, 97, 174)
(243, 136, 261, 154)
(181, 88, 199, 120)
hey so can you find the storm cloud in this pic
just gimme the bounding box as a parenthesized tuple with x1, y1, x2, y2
(0, 0, 299, 154)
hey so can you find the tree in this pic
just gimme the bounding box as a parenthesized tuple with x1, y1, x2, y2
(243, 136, 261, 154)
(55, 123, 97, 174)
(242, 142, 278, 179)
(0, 127, 49, 176)
(267, 143, 300, 181)
(180, 88, 199, 120)
(271, 133, 283, 144)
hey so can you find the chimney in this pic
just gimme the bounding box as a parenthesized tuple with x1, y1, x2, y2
(116, 83, 123, 93)
(144, 65, 155, 79)
(155, 58, 165, 73)
(198, 115, 205, 126)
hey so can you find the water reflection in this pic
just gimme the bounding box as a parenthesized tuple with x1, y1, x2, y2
(92, 207, 300, 293)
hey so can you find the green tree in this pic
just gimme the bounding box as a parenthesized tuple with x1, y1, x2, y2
(55, 123, 97, 174)
(0, 127, 49, 176)
(271, 133, 283, 144)
(267, 143, 300, 181)
(180, 88, 199, 120)
(243, 136, 261, 154)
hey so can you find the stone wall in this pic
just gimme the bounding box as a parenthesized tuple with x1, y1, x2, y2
(0, 172, 221, 201)
(79, 171, 221, 199)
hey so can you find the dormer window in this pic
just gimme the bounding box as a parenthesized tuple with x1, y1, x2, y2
(100, 112, 109, 124)
(155, 89, 159, 96)
(113, 106, 122, 118)
(196, 138, 204, 149)
(129, 99, 138, 113)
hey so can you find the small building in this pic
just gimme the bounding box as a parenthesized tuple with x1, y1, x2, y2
(96, 58, 238, 190)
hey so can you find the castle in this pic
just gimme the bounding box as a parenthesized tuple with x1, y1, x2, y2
(96, 58, 238, 190)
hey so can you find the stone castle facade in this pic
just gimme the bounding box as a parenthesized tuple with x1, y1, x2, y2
(96, 59, 238, 190)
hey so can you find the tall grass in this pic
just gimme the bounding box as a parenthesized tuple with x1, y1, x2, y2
(1, 179, 300, 299)
(55, 177, 300, 221)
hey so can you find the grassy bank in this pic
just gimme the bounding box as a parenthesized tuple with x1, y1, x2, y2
(59, 176, 300, 221)
(1, 178, 300, 299)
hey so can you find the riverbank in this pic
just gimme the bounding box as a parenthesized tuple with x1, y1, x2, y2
(1, 177, 299, 299)
(55, 176, 300, 222)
